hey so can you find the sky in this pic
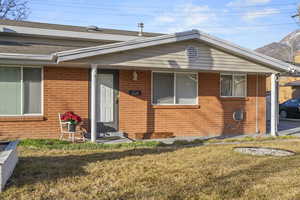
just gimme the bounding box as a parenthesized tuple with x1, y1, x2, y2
(27, 0, 300, 49)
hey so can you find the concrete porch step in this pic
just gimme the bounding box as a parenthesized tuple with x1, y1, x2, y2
(96, 137, 132, 144)
(98, 131, 125, 138)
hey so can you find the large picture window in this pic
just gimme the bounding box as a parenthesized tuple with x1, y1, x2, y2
(220, 73, 246, 97)
(152, 72, 198, 105)
(0, 66, 42, 115)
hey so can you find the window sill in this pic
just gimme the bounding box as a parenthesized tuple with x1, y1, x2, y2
(219, 97, 249, 101)
(152, 105, 200, 109)
(0, 116, 45, 122)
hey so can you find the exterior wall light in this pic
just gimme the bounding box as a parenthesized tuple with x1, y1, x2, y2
(133, 71, 138, 81)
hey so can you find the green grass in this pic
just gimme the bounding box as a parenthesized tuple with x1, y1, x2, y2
(205, 135, 298, 144)
(19, 139, 161, 150)
(17, 135, 299, 151)
(19, 139, 70, 146)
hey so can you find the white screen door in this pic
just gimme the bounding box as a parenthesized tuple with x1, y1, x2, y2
(97, 74, 114, 123)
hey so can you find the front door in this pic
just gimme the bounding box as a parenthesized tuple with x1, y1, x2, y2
(97, 70, 119, 133)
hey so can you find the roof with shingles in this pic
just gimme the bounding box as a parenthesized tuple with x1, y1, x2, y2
(0, 19, 162, 55)
(0, 38, 111, 54)
(0, 20, 296, 73)
(0, 19, 162, 37)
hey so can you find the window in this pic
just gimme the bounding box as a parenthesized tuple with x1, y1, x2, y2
(153, 73, 174, 104)
(152, 72, 198, 105)
(220, 73, 246, 97)
(0, 66, 42, 115)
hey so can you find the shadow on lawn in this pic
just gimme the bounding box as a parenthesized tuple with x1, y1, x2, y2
(7, 145, 300, 199)
(198, 155, 300, 199)
(8, 147, 180, 189)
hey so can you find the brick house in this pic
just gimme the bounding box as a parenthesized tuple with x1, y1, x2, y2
(0, 19, 294, 140)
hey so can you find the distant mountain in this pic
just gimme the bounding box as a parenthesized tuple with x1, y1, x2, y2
(255, 30, 300, 62)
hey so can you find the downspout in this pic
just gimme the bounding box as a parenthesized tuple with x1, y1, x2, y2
(255, 73, 259, 134)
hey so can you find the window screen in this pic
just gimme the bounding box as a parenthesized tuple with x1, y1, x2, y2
(233, 75, 246, 97)
(220, 73, 246, 97)
(0, 67, 42, 115)
(152, 72, 197, 105)
(153, 72, 174, 104)
(175, 73, 197, 104)
(220, 74, 232, 96)
(23, 68, 42, 114)
(0, 67, 22, 115)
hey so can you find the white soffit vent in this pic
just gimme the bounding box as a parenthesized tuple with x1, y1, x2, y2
(186, 46, 199, 59)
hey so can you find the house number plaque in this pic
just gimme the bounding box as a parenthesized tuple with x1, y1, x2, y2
(129, 90, 142, 96)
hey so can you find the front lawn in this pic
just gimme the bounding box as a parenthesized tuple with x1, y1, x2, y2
(1, 139, 300, 199)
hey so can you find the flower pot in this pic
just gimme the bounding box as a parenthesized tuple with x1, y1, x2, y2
(68, 123, 76, 132)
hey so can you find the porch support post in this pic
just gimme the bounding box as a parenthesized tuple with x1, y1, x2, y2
(270, 73, 278, 136)
(90, 64, 97, 142)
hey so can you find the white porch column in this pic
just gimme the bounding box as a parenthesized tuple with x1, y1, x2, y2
(90, 64, 98, 142)
(270, 73, 278, 136)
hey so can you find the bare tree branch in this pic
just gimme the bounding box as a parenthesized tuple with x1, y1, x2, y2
(0, 0, 29, 20)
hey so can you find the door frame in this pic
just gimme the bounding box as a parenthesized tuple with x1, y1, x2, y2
(97, 69, 119, 132)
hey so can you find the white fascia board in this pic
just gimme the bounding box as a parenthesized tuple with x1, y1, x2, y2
(0, 53, 54, 61)
(196, 31, 292, 72)
(0, 53, 55, 65)
(0, 25, 142, 42)
(56, 30, 199, 62)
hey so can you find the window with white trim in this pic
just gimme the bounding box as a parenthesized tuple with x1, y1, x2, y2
(0, 66, 42, 115)
(220, 73, 247, 97)
(152, 72, 198, 105)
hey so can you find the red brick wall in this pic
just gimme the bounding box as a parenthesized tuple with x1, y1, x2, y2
(0, 68, 266, 140)
(0, 67, 89, 139)
(119, 70, 266, 138)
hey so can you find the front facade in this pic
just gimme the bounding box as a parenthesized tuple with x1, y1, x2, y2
(0, 20, 294, 140)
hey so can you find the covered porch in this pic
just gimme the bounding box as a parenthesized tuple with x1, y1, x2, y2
(87, 66, 281, 142)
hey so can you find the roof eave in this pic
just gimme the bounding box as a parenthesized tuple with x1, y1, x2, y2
(55, 29, 293, 73)
(0, 53, 56, 62)
(55, 30, 200, 62)
(0, 24, 148, 42)
(1, 29, 292, 73)
(195, 31, 292, 73)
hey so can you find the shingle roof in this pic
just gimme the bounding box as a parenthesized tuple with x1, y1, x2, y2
(0, 39, 110, 54)
(0, 21, 295, 73)
(0, 19, 162, 37)
(0, 19, 163, 54)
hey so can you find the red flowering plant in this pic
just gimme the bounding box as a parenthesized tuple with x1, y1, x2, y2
(60, 111, 82, 125)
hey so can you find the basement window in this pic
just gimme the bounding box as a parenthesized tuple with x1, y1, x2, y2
(220, 73, 247, 97)
(0, 66, 42, 116)
(152, 72, 198, 105)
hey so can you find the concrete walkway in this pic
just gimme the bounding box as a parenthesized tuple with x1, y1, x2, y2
(96, 137, 133, 144)
(139, 134, 266, 145)
(277, 119, 300, 136)
(93, 125, 300, 145)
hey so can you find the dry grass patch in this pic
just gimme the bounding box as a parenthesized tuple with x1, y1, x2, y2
(1, 140, 300, 199)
